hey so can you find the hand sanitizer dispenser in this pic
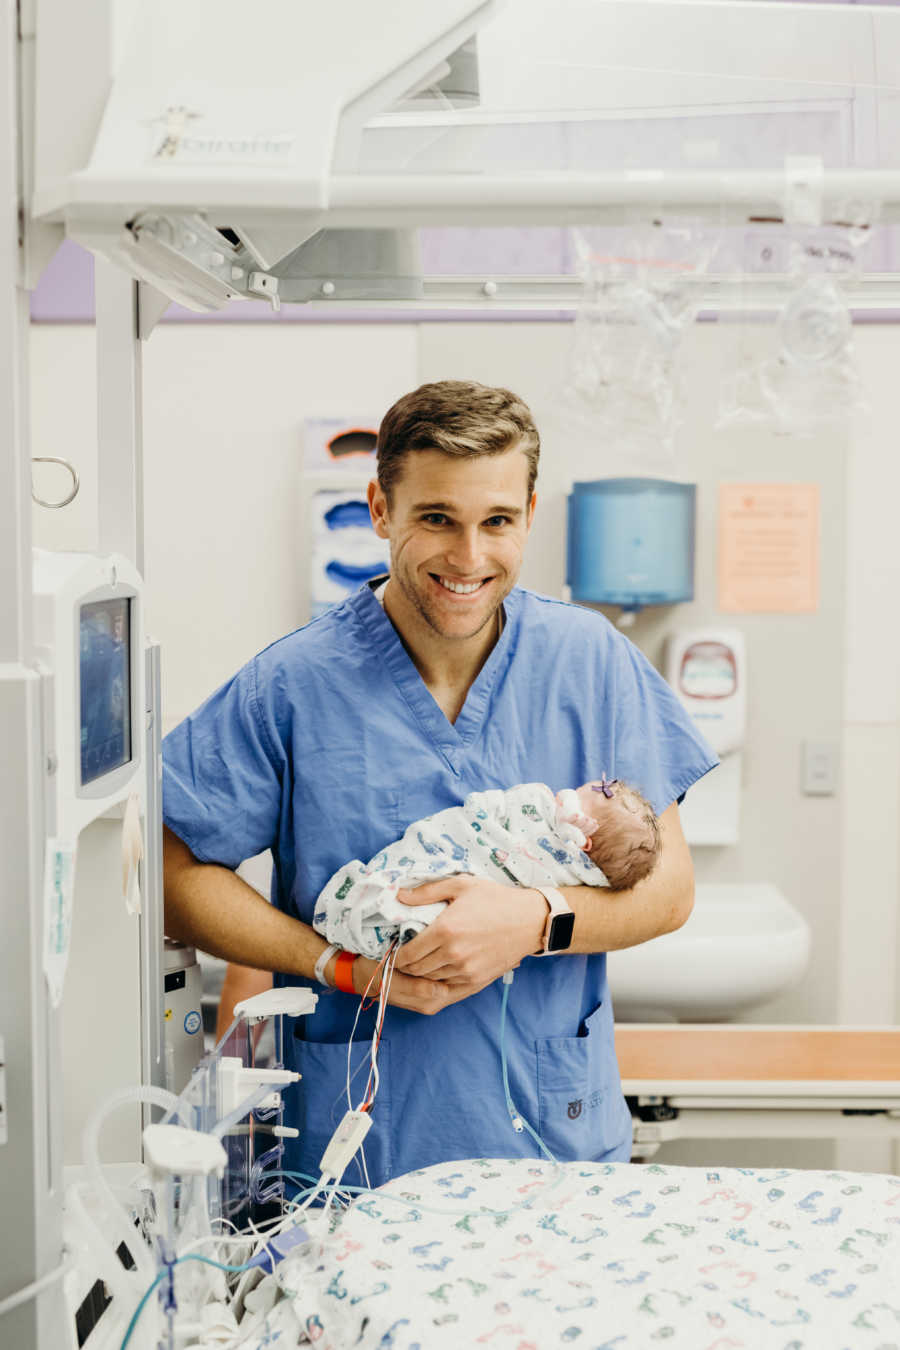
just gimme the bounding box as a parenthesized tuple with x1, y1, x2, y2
(666, 630, 746, 845)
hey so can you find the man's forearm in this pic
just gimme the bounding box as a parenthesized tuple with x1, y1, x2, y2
(559, 801, 695, 954)
(163, 826, 330, 979)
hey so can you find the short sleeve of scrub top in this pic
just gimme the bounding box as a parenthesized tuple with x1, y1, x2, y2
(162, 658, 285, 869)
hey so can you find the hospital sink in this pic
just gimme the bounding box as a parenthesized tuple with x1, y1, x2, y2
(607, 883, 810, 1022)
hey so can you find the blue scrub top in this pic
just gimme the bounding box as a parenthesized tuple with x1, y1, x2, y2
(163, 584, 718, 1188)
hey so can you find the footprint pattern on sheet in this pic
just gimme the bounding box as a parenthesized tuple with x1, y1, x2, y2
(248, 1158, 900, 1350)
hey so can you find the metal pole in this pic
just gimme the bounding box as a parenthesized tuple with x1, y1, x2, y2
(0, 1, 30, 666)
(142, 642, 166, 1102)
(0, 0, 67, 1343)
(95, 257, 144, 572)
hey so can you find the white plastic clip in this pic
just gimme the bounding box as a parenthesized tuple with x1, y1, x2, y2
(233, 987, 318, 1023)
(248, 271, 281, 312)
(143, 1123, 227, 1178)
(783, 155, 824, 227)
(319, 1109, 373, 1179)
(217, 1057, 301, 1122)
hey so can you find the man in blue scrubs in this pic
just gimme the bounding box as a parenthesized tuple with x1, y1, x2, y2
(163, 380, 717, 1187)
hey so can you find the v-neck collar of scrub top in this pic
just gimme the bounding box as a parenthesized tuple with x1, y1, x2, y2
(350, 579, 521, 767)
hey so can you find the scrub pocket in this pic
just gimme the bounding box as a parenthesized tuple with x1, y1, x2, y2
(286, 1030, 392, 1189)
(536, 1002, 621, 1161)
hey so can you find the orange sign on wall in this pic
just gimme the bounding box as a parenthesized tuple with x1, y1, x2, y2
(718, 483, 819, 613)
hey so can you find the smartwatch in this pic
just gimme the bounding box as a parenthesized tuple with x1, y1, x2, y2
(533, 885, 575, 955)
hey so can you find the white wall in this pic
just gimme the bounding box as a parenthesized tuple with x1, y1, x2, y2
(838, 327, 900, 1031)
(834, 329, 900, 1175)
(30, 315, 900, 1168)
(31, 324, 418, 726)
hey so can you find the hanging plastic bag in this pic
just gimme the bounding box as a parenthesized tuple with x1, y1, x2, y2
(717, 208, 874, 435)
(555, 221, 717, 474)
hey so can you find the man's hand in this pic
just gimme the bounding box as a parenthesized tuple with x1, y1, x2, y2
(348, 954, 453, 1015)
(392, 876, 546, 985)
(346, 942, 503, 1015)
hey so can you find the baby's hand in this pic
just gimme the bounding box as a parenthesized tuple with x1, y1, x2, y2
(554, 788, 596, 846)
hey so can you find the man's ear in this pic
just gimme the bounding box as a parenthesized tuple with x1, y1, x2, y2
(368, 479, 390, 540)
(526, 490, 537, 531)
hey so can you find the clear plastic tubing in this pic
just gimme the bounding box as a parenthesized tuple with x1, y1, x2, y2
(82, 1084, 189, 1284)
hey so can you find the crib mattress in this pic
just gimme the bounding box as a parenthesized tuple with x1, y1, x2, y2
(241, 1156, 900, 1350)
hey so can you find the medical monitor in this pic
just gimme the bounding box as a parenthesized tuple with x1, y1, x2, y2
(33, 550, 145, 838)
(79, 597, 133, 785)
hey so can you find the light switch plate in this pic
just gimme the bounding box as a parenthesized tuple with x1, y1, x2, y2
(802, 740, 838, 796)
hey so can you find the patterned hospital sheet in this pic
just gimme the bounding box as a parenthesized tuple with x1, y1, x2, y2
(243, 1158, 900, 1350)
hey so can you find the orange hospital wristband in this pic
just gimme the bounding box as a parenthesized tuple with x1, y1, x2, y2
(333, 950, 358, 994)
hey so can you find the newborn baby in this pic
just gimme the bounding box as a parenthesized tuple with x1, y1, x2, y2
(313, 778, 660, 959)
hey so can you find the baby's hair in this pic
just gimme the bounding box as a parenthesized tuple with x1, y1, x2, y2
(588, 782, 661, 892)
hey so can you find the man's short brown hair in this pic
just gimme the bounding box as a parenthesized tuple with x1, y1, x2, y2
(376, 380, 540, 501)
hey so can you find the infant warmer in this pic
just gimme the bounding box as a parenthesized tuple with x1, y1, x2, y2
(567, 478, 696, 615)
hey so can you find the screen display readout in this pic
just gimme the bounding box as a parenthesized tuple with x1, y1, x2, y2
(79, 597, 132, 786)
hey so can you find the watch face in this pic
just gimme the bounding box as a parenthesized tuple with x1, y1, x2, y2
(547, 911, 575, 952)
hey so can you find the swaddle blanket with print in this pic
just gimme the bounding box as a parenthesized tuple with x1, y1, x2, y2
(314, 784, 605, 958)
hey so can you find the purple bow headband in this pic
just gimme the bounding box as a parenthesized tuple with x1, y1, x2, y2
(592, 776, 618, 799)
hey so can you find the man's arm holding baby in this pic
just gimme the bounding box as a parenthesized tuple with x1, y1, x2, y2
(394, 801, 694, 989)
(163, 825, 449, 1015)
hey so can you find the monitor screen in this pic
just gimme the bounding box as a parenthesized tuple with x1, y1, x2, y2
(79, 597, 132, 786)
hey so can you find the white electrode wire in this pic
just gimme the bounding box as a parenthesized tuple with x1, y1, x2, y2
(229, 1171, 331, 1315)
(176, 1211, 265, 1262)
(320, 1175, 344, 1225)
(177, 1225, 277, 1259)
(0, 1257, 74, 1319)
(217, 1174, 335, 1274)
(365, 983, 385, 1106)
(345, 982, 369, 1111)
(344, 941, 396, 1115)
(358, 940, 399, 1112)
(232, 1192, 314, 1267)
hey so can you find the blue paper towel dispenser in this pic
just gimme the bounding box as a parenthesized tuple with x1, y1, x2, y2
(567, 478, 696, 612)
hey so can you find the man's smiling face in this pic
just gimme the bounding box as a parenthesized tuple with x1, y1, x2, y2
(368, 445, 536, 644)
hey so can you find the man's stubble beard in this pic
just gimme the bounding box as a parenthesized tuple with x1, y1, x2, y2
(391, 555, 506, 643)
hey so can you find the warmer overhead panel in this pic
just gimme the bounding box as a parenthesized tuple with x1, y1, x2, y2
(28, 0, 900, 310)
